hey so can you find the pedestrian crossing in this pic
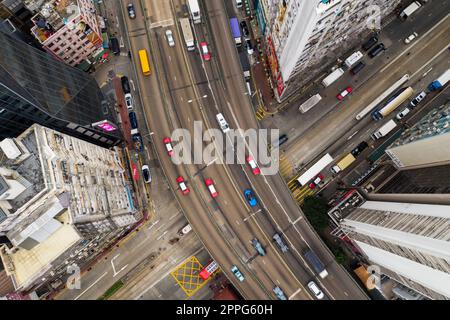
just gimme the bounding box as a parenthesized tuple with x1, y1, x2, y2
(287, 175, 315, 205)
(255, 106, 267, 120)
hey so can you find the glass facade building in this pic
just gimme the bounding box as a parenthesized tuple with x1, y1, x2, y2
(0, 30, 121, 147)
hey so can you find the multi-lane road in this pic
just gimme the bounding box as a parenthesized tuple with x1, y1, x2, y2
(118, 0, 367, 300)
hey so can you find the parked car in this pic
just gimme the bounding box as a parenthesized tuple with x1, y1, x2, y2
(404, 32, 418, 44)
(124, 93, 133, 110)
(244, 188, 257, 207)
(127, 3, 136, 19)
(362, 35, 378, 51)
(251, 238, 266, 256)
(110, 37, 120, 55)
(163, 137, 174, 157)
(273, 286, 287, 300)
(142, 165, 151, 183)
(308, 174, 324, 189)
(132, 133, 144, 152)
(336, 86, 353, 100)
(410, 91, 427, 108)
(240, 21, 250, 40)
(128, 111, 138, 129)
(231, 265, 245, 282)
(350, 61, 366, 75)
(245, 39, 254, 55)
(272, 134, 288, 148)
(351, 141, 369, 157)
(396, 107, 411, 120)
(200, 42, 211, 61)
(121, 76, 131, 94)
(368, 43, 385, 58)
(246, 155, 260, 175)
(176, 176, 190, 195)
(165, 29, 175, 47)
(307, 281, 324, 299)
(205, 178, 218, 198)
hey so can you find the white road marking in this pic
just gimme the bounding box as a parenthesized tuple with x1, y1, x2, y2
(235, 220, 240, 226)
(155, 223, 166, 232)
(168, 214, 178, 221)
(156, 230, 168, 240)
(411, 44, 450, 79)
(74, 272, 108, 300)
(290, 216, 302, 224)
(289, 288, 302, 300)
(243, 209, 262, 222)
(276, 279, 281, 285)
(147, 219, 160, 230)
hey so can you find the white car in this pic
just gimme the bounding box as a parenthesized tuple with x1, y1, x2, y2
(410, 91, 427, 108)
(404, 32, 418, 44)
(124, 93, 133, 110)
(165, 29, 175, 47)
(231, 265, 245, 282)
(216, 113, 230, 133)
(142, 165, 151, 183)
(396, 107, 410, 120)
(308, 281, 324, 299)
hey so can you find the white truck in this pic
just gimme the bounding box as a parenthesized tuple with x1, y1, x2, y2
(344, 51, 363, 68)
(400, 1, 422, 20)
(322, 68, 344, 87)
(187, 0, 201, 24)
(371, 119, 397, 140)
(179, 18, 195, 51)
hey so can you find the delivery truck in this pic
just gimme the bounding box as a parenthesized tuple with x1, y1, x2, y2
(371, 119, 397, 140)
(330, 153, 356, 174)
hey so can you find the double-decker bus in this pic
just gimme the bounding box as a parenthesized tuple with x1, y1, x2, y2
(199, 260, 219, 280)
(138, 49, 151, 76)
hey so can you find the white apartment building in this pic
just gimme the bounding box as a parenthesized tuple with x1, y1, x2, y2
(26, 0, 103, 66)
(256, 0, 401, 100)
(0, 124, 138, 296)
(339, 200, 450, 300)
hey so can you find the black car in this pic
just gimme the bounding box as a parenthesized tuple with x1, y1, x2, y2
(240, 21, 250, 40)
(128, 111, 138, 129)
(272, 134, 288, 148)
(368, 43, 385, 58)
(121, 76, 131, 94)
(351, 141, 369, 157)
(350, 61, 366, 75)
(127, 3, 136, 19)
(362, 36, 378, 51)
(110, 37, 120, 55)
(132, 133, 144, 152)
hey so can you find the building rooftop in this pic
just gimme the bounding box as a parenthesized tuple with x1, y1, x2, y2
(1, 211, 80, 290)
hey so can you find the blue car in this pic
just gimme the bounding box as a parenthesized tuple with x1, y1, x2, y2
(244, 188, 257, 207)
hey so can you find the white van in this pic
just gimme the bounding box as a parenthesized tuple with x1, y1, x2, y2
(235, 0, 243, 8)
(216, 113, 230, 133)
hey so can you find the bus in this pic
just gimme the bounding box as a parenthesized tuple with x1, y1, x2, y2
(199, 260, 219, 280)
(188, 0, 201, 24)
(355, 74, 410, 120)
(138, 49, 151, 76)
(371, 87, 414, 120)
(179, 18, 195, 51)
(297, 153, 333, 186)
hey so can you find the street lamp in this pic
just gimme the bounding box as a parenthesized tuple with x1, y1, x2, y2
(187, 94, 208, 103)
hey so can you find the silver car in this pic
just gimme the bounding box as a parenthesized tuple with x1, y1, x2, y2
(165, 30, 175, 47)
(231, 265, 244, 282)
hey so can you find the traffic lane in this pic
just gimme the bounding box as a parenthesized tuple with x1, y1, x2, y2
(202, 162, 309, 300)
(284, 16, 450, 166)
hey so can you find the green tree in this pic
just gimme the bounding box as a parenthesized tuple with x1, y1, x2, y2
(302, 196, 330, 232)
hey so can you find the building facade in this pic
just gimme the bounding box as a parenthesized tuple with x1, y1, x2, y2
(255, 0, 401, 100)
(0, 30, 121, 148)
(0, 124, 138, 296)
(25, 0, 103, 67)
(335, 199, 450, 300)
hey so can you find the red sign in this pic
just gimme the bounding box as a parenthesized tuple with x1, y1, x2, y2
(131, 163, 139, 182)
(276, 73, 285, 97)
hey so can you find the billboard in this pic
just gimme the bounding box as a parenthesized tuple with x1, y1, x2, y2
(92, 120, 117, 132)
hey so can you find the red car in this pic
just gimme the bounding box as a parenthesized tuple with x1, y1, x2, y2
(337, 86, 353, 100)
(200, 42, 211, 61)
(176, 176, 190, 195)
(308, 174, 324, 189)
(205, 178, 218, 198)
(246, 155, 261, 175)
(163, 137, 174, 157)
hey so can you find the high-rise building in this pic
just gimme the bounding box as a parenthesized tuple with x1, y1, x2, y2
(255, 0, 400, 100)
(0, 124, 138, 297)
(331, 195, 450, 300)
(0, 30, 121, 148)
(25, 0, 103, 67)
(0, 0, 34, 33)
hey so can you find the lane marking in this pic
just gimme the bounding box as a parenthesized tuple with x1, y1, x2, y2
(156, 230, 168, 240)
(74, 272, 108, 300)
